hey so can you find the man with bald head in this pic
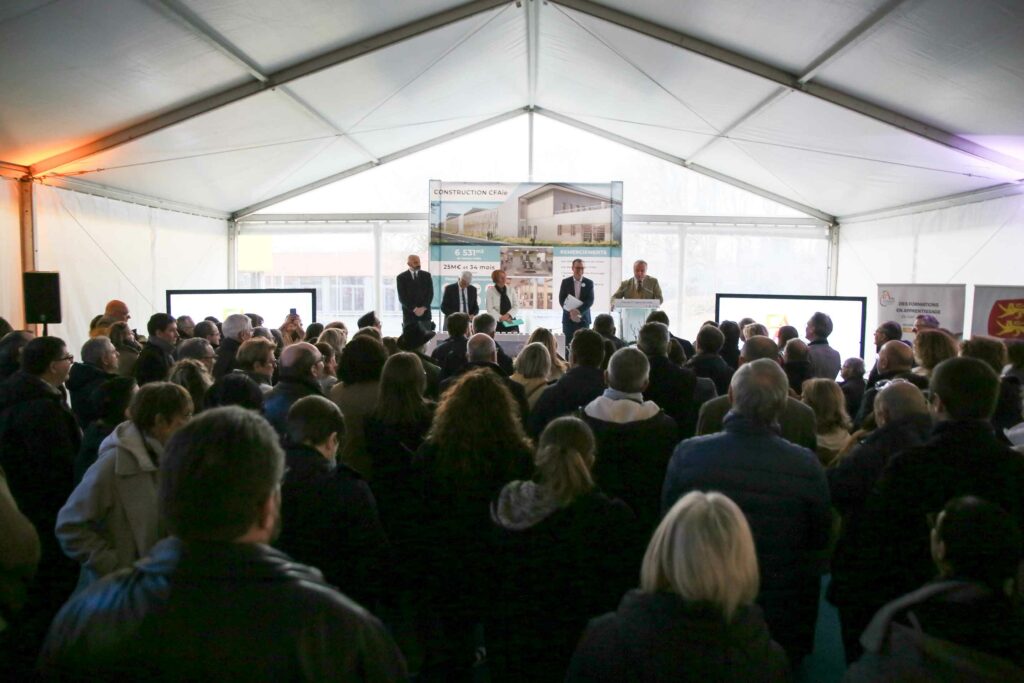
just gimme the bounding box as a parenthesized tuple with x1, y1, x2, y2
(396, 254, 434, 330)
(828, 380, 934, 660)
(853, 339, 928, 428)
(263, 342, 324, 438)
(696, 335, 818, 451)
(437, 333, 529, 420)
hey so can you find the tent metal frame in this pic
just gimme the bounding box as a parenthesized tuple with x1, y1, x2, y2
(15, 0, 1023, 229)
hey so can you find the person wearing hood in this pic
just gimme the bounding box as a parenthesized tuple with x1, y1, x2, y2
(582, 346, 678, 531)
(66, 336, 120, 428)
(56, 382, 192, 588)
(490, 416, 641, 682)
(567, 491, 789, 682)
(847, 496, 1024, 681)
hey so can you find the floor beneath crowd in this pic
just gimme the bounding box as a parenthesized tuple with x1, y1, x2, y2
(796, 576, 846, 683)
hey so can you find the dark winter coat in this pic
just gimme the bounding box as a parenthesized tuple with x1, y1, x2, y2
(662, 413, 830, 661)
(66, 363, 116, 428)
(566, 591, 790, 683)
(643, 354, 698, 439)
(262, 376, 323, 439)
(685, 353, 735, 396)
(488, 483, 643, 682)
(526, 365, 605, 439)
(133, 338, 174, 386)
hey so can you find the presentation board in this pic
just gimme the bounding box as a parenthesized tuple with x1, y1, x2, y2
(429, 180, 623, 329)
(716, 294, 867, 363)
(167, 289, 316, 326)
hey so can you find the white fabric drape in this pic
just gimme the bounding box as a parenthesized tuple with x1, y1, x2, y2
(0, 178, 23, 328)
(837, 192, 1024, 353)
(33, 184, 228, 353)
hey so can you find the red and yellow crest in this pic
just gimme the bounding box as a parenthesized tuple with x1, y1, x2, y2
(988, 299, 1024, 339)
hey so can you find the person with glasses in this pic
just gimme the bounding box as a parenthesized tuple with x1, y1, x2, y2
(0, 336, 82, 674)
(66, 336, 120, 429)
(57, 382, 192, 589)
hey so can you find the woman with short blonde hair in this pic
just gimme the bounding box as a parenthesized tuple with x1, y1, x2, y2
(510, 342, 552, 408)
(567, 491, 787, 681)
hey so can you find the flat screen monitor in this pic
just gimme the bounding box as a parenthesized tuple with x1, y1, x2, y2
(715, 294, 867, 370)
(166, 289, 316, 326)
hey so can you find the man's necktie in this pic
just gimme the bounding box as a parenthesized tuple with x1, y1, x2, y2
(461, 287, 467, 313)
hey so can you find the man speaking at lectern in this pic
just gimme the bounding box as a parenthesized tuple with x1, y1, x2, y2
(612, 259, 663, 305)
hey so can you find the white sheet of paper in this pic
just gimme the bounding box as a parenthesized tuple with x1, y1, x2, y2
(563, 294, 584, 312)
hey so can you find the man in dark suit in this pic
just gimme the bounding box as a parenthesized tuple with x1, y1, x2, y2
(558, 259, 594, 341)
(395, 254, 434, 330)
(637, 322, 697, 439)
(440, 271, 479, 329)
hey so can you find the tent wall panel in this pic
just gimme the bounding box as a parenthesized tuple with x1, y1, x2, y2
(33, 184, 227, 353)
(836, 192, 1024, 354)
(0, 178, 23, 327)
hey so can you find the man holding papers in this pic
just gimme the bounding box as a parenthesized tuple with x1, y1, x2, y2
(558, 259, 594, 341)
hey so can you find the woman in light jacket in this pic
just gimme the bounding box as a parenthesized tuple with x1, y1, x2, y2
(486, 269, 520, 334)
(56, 382, 192, 588)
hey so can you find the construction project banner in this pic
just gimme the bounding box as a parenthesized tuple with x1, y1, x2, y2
(877, 283, 966, 340)
(971, 286, 1024, 341)
(428, 180, 623, 322)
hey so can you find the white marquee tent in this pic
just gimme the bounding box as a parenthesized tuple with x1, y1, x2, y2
(2, 0, 1022, 349)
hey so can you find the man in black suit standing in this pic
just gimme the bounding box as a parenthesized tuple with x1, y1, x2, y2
(396, 254, 434, 330)
(440, 271, 479, 329)
(558, 259, 594, 341)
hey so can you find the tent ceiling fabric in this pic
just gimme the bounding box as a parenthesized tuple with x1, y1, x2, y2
(1, 0, 1021, 220)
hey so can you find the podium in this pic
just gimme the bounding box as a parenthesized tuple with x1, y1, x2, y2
(612, 299, 661, 343)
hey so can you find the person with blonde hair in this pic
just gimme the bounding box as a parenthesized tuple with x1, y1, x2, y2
(490, 417, 641, 680)
(316, 327, 346, 360)
(168, 359, 213, 416)
(568, 491, 788, 681)
(801, 377, 852, 465)
(510, 342, 552, 409)
(486, 269, 520, 333)
(527, 327, 568, 379)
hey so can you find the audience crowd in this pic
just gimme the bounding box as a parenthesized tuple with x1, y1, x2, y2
(0, 301, 1022, 681)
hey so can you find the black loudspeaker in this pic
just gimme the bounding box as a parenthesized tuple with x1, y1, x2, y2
(23, 272, 62, 324)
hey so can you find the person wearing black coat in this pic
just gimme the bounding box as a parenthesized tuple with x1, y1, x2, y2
(396, 254, 434, 329)
(263, 342, 325, 439)
(0, 337, 82, 677)
(275, 396, 389, 610)
(841, 358, 1024, 662)
(638, 323, 698, 439)
(440, 272, 480, 323)
(583, 347, 680, 532)
(488, 417, 642, 682)
(133, 313, 179, 386)
(567, 490, 789, 682)
(526, 329, 606, 439)
(684, 324, 735, 396)
(66, 337, 119, 428)
(826, 382, 933, 661)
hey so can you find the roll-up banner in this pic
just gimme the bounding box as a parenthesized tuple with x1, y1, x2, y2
(971, 286, 1024, 341)
(877, 284, 966, 340)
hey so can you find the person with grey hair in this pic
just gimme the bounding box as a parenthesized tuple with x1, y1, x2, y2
(662, 358, 830, 663)
(805, 311, 841, 380)
(697, 336, 819, 451)
(440, 270, 479, 328)
(67, 336, 119, 428)
(827, 380, 933, 661)
(175, 337, 216, 375)
(437, 333, 529, 422)
(213, 313, 253, 380)
(637, 322, 699, 439)
(583, 347, 678, 530)
(611, 259, 663, 304)
(175, 315, 195, 340)
(471, 311, 514, 376)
